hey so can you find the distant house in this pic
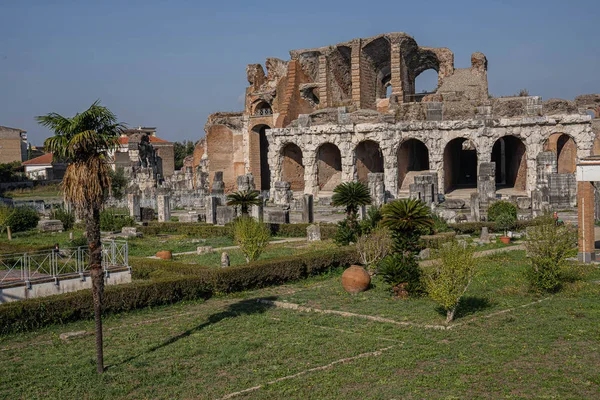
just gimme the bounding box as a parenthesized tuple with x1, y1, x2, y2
(0, 126, 28, 164)
(22, 153, 66, 180)
(113, 127, 175, 178)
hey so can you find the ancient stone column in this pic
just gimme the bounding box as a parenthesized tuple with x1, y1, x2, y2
(273, 181, 292, 207)
(157, 195, 170, 222)
(302, 194, 314, 223)
(128, 193, 141, 221)
(477, 162, 496, 205)
(577, 181, 596, 263)
(237, 173, 256, 192)
(536, 152, 558, 189)
(251, 196, 264, 222)
(205, 196, 219, 225)
(212, 171, 227, 204)
(470, 192, 481, 222)
(368, 173, 385, 207)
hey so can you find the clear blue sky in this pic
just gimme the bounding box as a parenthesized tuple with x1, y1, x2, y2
(1, 0, 598, 145)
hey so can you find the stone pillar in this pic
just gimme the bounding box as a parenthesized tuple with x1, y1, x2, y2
(157, 195, 170, 222)
(368, 173, 385, 207)
(216, 206, 236, 226)
(302, 194, 314, 223)
(273, 181, 292, 207)
(536, 152, 557, 189)
(470, 192, 480, 222)
(577, 181, 596, 263)
(390, 40, 404, 102)
(409, 174, 437, 206)
(237, 173, 255, 192)
(205, 196, 219, 225)
(212, 171, 227, 203)
(477, 162, 496, 205)
(128, 193, 140, 221)
(251, 196, 264, 222)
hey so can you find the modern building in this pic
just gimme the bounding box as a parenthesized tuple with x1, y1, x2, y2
(22, 153, 66, 180)
(0, 126, 28, 165)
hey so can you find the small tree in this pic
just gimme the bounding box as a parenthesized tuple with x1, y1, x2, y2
(525, 214, 577, 292)
(356, 227, 393, 272)
(232, 216, 271, 263)
(226, 190, 262, 216)
(495, 212, 516, 237)
(381, 198, 434, 254)
(487, 200, 517, 222)
(425, 241, 476, 323)
(332, 181, 371, 224)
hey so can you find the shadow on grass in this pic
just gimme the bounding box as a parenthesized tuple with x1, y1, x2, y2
(108, 296, 277, 369)
(435, 296, 493, 320)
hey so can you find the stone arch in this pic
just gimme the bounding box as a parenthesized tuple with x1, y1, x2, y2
(443, 137, 478, 193)
(397, 138, 430, 192)
(544, 133, 577, 174)
(491, 136, 527, 191)
(253, 101, 272, 116)
(250, 124, 272, 191)
(354, 140, 384, 184)
(407, 49, 440, 102)
(316, 143, 342, 191)
(587, 109, 596, 119)
(362, 37, 391, 109)
(280, 143, 304, 191)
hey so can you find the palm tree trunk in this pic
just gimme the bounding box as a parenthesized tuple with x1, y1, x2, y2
(87, 206, 104, 374)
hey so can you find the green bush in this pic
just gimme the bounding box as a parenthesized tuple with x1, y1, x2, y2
(334, 218, 360, 246)
(5, 206, 39, 232)
(525, 214, 577, 292)
(424, 240, 476, 323)
(100, 209, 135, 231)
(233, 216, 271, 263)
(0, 247, 357, 334)
(495, 212, 516, 236)
(359, 206, 383, 235)
(379, 252, 423, 295)
(420, 232, 457, 249)
(267, 223, 336, 239)
(487, 200, 517, 222)
(431, 214, 451, 233)
(50, 206, 75, 230)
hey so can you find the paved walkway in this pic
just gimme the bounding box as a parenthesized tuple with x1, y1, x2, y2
(147, 237, 307, 259)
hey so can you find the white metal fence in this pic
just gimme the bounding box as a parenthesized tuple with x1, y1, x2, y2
(0, 240, 129, 287)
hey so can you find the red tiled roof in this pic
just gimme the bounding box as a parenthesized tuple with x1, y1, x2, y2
(118, 135, 169, 145)
(22, 153, 53, 165)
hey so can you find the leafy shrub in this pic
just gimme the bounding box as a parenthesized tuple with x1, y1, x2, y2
(525, 214, 577, 292)
(50, 206, 75, 230)
(487, 200, 517, 222)
(420, 232, 457, 249)
(356, 227, 393, 271)
(495, 212, 516, 236)
(379, 252, 423, 295)
(232, 216, 271, 263)
(5, 206, 39, 232)
(334, 218, 360, 246)
(359, 206, 383, 235)
(0, 247, 357, 334)
(424, 240, 476, 323)
(108, 167, 127, 200)
(431, 214, 451, 233)
(100, 209, 135, 231)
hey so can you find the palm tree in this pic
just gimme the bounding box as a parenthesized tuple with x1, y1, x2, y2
(331, 181, 372, 220)
(381, 198, 434, 232)
(381, 198, 434, 253)
(37, 101, 125, 374)
(226, 190, 262, 216)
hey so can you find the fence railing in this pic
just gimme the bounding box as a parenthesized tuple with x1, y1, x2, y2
(0, 240, 129, 287)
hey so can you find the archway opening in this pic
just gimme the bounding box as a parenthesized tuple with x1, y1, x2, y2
(491, 136, 527, 192)
(443, 138, 478, 193)
(355, 140, 383, 184)
(415, 69, 439, 96)
(251, 124, 271, 191)
(317, 143, 342, 192)
(254, 101, 273, 116)
(281, 143, 305, 191)
(544, 133, 577, 174)
(397, 139, 430, 193)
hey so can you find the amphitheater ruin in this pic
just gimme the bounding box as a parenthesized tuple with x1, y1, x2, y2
(202, 32, 600, 219)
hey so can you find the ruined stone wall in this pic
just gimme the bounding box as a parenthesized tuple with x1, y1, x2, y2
(266, 113, 593, 199)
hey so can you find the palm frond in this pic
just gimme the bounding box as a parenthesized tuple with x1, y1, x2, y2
(381, 198, 434, 232)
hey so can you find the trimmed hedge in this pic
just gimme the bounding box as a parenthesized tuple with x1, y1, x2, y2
(0, 247, 357, 335)
(448, 219, 544, 234)
(138, 221, 337, 239)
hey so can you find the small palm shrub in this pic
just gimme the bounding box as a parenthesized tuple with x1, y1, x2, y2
(379, 252, 423, 296)
(332, 181, 371, 220)
(425, 240, 476, 323)
(525, 214, 577, 292)
(4, 206, 40, 232)
(226, 190, 262, 216)
(356, 227, 393, 272)
(381, 198, 434, 253)
(487, 200, 517, 222)
(50, 206, 75, 230)
(232, 216, 271, 263)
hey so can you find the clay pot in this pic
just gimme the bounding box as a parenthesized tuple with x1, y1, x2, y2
(156, 250, 173, 260)
(341, 265, 371, 294)
(499, 236, 511, 244)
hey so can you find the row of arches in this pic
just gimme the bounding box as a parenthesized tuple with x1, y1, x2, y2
(257, 125, 577, 195)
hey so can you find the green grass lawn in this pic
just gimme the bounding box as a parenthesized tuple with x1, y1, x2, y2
(3, 184, 63, 200)
(2, 250, 600, 399)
